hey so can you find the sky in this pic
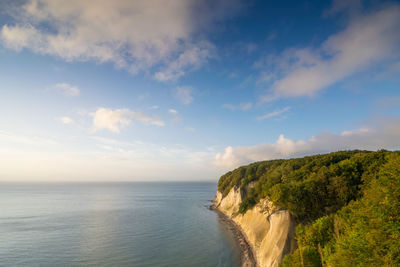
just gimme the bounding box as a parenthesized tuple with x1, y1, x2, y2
(0, 0, 399, 182)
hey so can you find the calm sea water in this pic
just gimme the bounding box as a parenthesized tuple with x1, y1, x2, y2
(0, 182, 240, 267)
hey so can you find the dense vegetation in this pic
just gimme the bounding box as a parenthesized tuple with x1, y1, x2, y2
(217, 150, 400, 266)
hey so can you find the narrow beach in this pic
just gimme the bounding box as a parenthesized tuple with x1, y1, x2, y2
(210, 205, 258, 267)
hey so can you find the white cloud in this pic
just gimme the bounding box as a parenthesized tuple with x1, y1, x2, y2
(213, 122, 400, 169)
(168, 109, 178, 115)
(58, 116, 74, 124)
(0, 0, 240, 80)
(256, 106, 290, 120)
(0, 24, 42, 51)
(91, 107, 164, 133)
(260, 3, 400, 100)
(222, 102, 252, 111)
(53, 83, 80, 97)
(174, 86, 194, 105)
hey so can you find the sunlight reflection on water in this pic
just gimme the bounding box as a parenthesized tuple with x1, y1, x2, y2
(0, 182, 240, 267)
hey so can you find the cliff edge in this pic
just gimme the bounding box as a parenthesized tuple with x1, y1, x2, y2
(215, 187, 296, 267)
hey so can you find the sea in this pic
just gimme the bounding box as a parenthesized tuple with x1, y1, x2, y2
(0, 182, 241, 267)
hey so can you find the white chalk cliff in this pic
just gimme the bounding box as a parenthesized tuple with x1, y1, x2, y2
(215, 187, 296, 267)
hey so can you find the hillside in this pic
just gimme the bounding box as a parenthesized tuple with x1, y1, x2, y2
(216, 150, 400, 266)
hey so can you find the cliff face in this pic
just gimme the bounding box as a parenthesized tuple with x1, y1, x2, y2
(215, 187, 296, 267)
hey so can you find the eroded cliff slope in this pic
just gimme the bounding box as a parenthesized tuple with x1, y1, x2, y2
(215, 187, 296, 267)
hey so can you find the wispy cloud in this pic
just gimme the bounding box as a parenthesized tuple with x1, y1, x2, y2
(168, 109, 178, 115)
(53, 83, 80, 97)
(153, 42, 214, 81)
(0, 130, 58, 146)
(258, 3, 400, 100)
(222, 102, 252, 111)
(0, 133, 219, 181)
(256, 106, 290, 120)
(168, 109, 182, 123)
(91, 108, 164, 133)
(323, 0, 362, 17)
(91, 136, 145, 148)
(174, 86, 194, 105)
(58, 116, 74, 124)
(246, 43, 258, 53)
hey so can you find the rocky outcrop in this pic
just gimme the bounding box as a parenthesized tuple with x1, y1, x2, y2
(215, 187, 296, 267)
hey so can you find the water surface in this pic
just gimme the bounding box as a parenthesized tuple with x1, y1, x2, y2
(0, 182, 240, 266)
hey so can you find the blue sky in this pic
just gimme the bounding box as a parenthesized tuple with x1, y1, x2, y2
(0, 0, 399, 181)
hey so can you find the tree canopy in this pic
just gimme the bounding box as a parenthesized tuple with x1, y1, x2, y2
(217, 150, 400, 266)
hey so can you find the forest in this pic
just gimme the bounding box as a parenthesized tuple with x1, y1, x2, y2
(217, 150, 400, 266)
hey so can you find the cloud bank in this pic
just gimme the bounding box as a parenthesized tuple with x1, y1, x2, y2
(214, 121, 400, 169)
(0, 130, 218, 181)
(0, 0, 241, 80)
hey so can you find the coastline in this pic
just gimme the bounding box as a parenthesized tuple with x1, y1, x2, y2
(210, 204, 258, 267)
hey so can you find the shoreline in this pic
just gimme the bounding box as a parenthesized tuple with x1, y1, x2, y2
(210, 204, 258, 267)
